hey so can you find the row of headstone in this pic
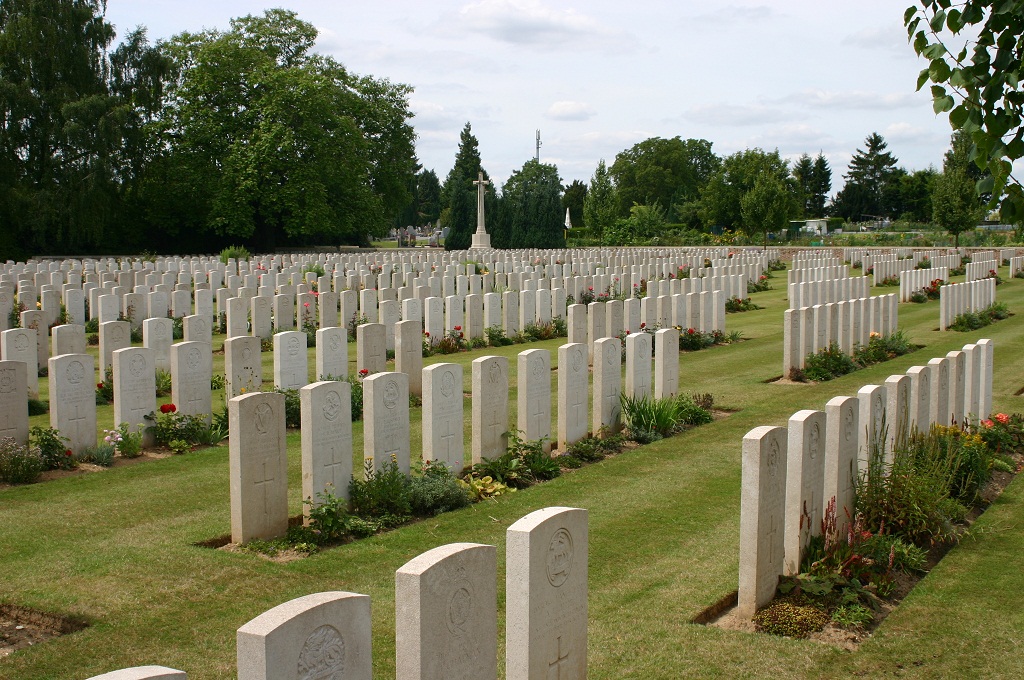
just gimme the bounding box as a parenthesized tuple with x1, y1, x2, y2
(230, 335, 683, 543)
(787, 277, 870, 309)
(786, 265, 849, 286)
(965, 259, 1000, 282)
(739, 338, 994, 617)
(1009, 255, 1024, 279)
(939, 278, 997, 330)
(88, 506, 587, 680)
(898, 267, 950, 302)
(782, 294, 899, 377)
(871, 257, 915, 285)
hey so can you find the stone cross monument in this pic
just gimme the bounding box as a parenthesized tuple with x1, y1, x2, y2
(470, 170, 492, 250)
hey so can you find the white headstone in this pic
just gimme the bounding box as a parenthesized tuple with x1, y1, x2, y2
(229, 391, 288, 544)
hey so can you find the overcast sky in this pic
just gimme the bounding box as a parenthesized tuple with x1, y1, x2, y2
(103, 0, 955, 196)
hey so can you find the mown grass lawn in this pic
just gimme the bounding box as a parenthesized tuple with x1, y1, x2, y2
(3, 265, 1023, 679)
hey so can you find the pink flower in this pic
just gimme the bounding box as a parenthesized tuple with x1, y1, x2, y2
(996, 413, 1010, 424)
(639, 322, 646, 329)
(303, 302, 310, 308)
(982, 419, 994, 428)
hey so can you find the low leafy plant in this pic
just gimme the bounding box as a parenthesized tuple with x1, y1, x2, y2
(725, 296, 762, 313)
(0, 437, 43, 484)
(484, 325, 514, 347)
(458, 475, 514, 500)
(947, 303, 1011, 331)
(349, 457, 412, 519)
(831, 604, 874, 628)
(219, 245, 251, 264)
(79, 443, 115, 467)
(155, 369, 172, 397)
(803, 343, 859, 382)
(747, 275, 772, 293)
(31, 425, 74, 470)
(27, 398, 48, 415)
(408, 460, 472, 516)
(95, 366, 114, 405)
(274, 389, 302, 428)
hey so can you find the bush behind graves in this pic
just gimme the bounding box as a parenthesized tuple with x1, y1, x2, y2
(27, 398, 48, 415)
(948, 303, 1011, 332)
(407, 460, 472, 516)
(219, 245, 250, 264)
(273, 389, 302, 428)
(30, 426, 74, 471)
(348, 457, 412, 519)
(0, 437, 43, 484)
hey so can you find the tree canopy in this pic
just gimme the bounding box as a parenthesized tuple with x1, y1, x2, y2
(498, 159, 566, 249)
(0, 4, 417, 258)
(583, 159, 618, 239)
(699, 148, 794, 230)
(830, 133, 905, 221)
(442, 122, 487, 251)
(907, 1, 1024, 221)
(609, 137, 719, 220)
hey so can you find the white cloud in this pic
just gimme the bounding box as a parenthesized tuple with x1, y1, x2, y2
(883, 122, 946, 145)
(841, 24, 909, 54)
(685, 5, 780, 25)
(449, 0, 637, 51)
(545, 101, 596, 121)
(776, 89, 921, 111)
(682, 103, 792, 126)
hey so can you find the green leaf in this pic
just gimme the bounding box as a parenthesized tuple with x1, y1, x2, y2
(950, 104, 969, 127)
(929, 59, 952, 82)
(946, 8, 963, 31)
(922, 42, 947, 59)
(977, 175, 995, 195)
(929, 9, 947, 32)
(934, 94, 955, 113)
(903, 6, 917, 24)
(917, 68, 932, 90)
(914, 30, 929, 55)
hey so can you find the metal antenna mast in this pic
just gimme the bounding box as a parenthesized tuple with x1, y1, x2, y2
(535, 129, 542, 162)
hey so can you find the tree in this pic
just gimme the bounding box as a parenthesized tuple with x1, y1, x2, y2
(500, 159, 565, 249)
(562, 179, 587, 228)
(832, 133, 900, 221)
(159, 9, 416, 250)
(609, 137, 719, 220)
(604, 204, 668, 246)
(0, 0, 171, 258)
(583, 159, 618, 239)
(741, 173, 790, 248)
(415, 169, 442, 226)
(809, 153, 832, 217)
(792, 154, 815, 218)
(699, 148, 794, 230)
(907, 2, 1024, 220)
(442, 122, 487, 251)
(934, 133, 985, 245)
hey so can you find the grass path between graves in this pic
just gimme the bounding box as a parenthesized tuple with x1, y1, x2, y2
(3, 269, 1024, 679)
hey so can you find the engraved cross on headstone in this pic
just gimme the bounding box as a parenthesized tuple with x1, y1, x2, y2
(254, 459, 274, 523)
(440, 417, 457, 456)
(548, 635, 570, 679)
(68, 403, 87, 439)
(531, 398, 547, 435)
(486, 408, 504, 444)
(324, 442, 346, 488)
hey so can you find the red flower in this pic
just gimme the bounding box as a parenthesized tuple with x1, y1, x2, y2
(588, 286, 594, 291)
(454, 325, 462, 331)
(687, 328, 696, 335)
(160, 403, 177, 414)
(65, 449, 73, 457)
(97, 382, 104, 389)
(996, 413, 1010, 424)
(639, 322, 646, 329)
(982, 419, 994, 428)
(424, 331, 430, 337)
(358, 368, 369, 376)
(303, 302, 310, 308)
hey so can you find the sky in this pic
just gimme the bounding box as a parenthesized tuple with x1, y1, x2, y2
(102, 0, 956, 196)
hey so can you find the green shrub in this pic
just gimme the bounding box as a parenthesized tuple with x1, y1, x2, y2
(831, 604, 874, 628)
(274, 389, 301, 428)
(408, 461, 472, 516)
(155, 370, 172, 397)
(27, 398, 48, 415)
(0, 437, 43, 484)
(219, 245, 251, 264)
(349, 457, 412, 519)
(853, 329, 914, 366)
(674, 394, 714, 426)
(31, 425, 74, 470)
(803, 343, 858, 382)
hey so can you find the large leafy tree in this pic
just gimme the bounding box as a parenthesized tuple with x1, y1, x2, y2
(741, 172, 790, 248)
(609, 136, 719, 220)
(499, 159, 566, 249)
(0, 0, 170, 258)
(415, 169, 442, 227)
(582, 159, 618, 239)
(907, 1, 1024, 220)
(699, 148, 794, 230)
(159, 9, 416, 250)
(934, 132, 985, 245)
(831, 133, 901, 220)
